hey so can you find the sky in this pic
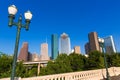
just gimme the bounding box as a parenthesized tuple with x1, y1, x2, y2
(0, 0, 120, 56)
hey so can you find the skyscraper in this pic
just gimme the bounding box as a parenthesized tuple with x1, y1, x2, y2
(18, 42, 28, 61)
(59, 33, 71, 55)
(74, 46, 81, 54)
(40, 43, 49, 60)
(51, 34, 58, 60)
(88, 32, 100, 52)
(85, 32, 100, 54)
(104, 36, 116, 54)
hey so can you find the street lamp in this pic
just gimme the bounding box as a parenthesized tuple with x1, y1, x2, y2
(98, 38, 111, 80)
(8, 5, 32, 80)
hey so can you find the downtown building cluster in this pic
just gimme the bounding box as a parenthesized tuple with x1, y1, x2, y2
(18, 32, 116, 62)
(85, 32, 116, 54)
(18, 32, 81, 61)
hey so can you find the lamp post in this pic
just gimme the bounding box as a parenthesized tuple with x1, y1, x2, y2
(98, 38, 111, 80)
(8, 5, 32, 80)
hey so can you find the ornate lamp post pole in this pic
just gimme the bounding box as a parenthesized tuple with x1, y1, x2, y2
(8, 5, 32, 80)
(98, 38, 111, 80)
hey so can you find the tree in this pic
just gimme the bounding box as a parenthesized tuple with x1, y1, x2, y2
(40, 61, 57, 75)
(87, 51, 104, 69)
(110, 53, 120, 67)
(27, 66, 37, 77)
(69, 53, 84, 71)
(0, 54, 13, 78)
(0, 53, 38, 78)
(54, 54, 73, 73)
(16, 61, 26, 77)
(40, 54, 72, 75)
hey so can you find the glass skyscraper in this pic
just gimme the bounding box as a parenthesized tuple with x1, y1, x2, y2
(51, 34, 58, 60)
(59, 33, 71, 55)
(104, 36, 116, 54)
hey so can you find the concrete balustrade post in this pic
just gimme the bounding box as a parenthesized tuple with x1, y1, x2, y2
(37, 63, 40, 75)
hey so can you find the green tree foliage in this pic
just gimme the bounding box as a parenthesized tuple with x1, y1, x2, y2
(69, 53, 84, 71)
(40, 61, 56, 75)
(40, 52, 120, 76)
(0, 53, 37, 78)
(87, 51, 104, 69)
(55, 54, 72, 73)
(16, 61, 26, 77)
(26, 66, 37, 77)
(41, 51, 120, 76)
(110, 53, 120, 67)
(22, 64, 37, 77)
(40, 54, 72, 75)
(0, 54, 13, 78)
(1, 52, 120, 78)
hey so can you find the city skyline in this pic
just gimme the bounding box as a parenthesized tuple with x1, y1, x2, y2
(0, 0, 120, 56)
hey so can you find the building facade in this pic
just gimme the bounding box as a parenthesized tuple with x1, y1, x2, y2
(74, 46, 81, 54)
(104, 35, 116, 54)
(85, 32, 117, 54)
(18, 42, 28, 61)
(85, 42, 90, 54)
(28, 52, 32, 61)
(88, 32, 100, 52)
(85, 32, 101, 54)
(40, 43, 49, 60)
(59, 33, 71, 55)
(32, 53, 39, 61)
(51, 34, 58, 60)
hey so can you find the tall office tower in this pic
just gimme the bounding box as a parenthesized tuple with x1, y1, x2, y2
(59, 33, 71, 55)
(32, 53, 39, 61)
(18, 42, 28, 61)
(51, 34, 58, 60)
(88, 32, 100, 52)
(74, 46, 81, 54)
(40, 43, 49, 60)
(85, 42, 90, 54)
(104, 36, 116, 54)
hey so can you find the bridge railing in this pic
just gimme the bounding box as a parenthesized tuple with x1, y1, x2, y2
(1, 67, 120, 80)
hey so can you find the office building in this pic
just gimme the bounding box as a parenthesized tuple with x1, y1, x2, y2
(40, 43, 49, 60)
(28, 52, 32, 61)
(51, 34, 58, 60)
(104, 36, 116, 54)
(74, 46, 81, 54)
(32, 53, 39, 61)
(59, 33, 71, 55)
(85, 42, 90, 54)
(88, 32, 100, 52)
(85, 32, 101, 54)
(18, 42, 28, 61)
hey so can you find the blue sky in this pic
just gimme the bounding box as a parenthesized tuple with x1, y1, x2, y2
(0, 0, 120, 56)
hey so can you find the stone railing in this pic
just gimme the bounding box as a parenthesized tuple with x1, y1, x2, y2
(1, 67, 120, 80)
